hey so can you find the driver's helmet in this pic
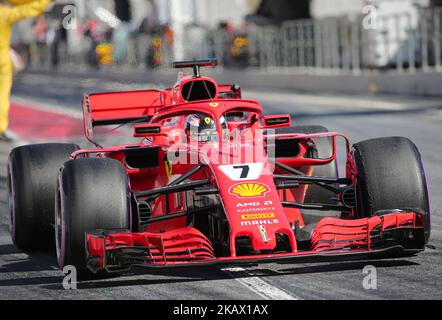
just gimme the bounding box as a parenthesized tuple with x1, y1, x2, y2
(186, 114, 227, 142)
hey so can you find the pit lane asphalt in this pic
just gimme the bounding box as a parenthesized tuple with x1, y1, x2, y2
(0, 71, 441, 299)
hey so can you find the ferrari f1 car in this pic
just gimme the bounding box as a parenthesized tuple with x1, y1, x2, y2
(8, 59, 431, 278)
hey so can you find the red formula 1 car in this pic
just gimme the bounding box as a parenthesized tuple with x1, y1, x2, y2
(8, 60, 431, 278)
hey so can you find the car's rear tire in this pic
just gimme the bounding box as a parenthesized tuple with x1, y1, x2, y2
(352, 137, 430, 247)
(8, 143, 79, 251)
(56, 158, 131, 277)
(275, 125, 338, 204)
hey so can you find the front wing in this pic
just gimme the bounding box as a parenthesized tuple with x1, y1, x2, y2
(85, 211, 425, 273)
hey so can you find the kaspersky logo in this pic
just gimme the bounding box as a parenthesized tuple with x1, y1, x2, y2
(229, 183, 270, 198)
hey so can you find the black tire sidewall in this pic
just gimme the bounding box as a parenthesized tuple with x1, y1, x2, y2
(57, 158, 131, 275)
(353, 137, 430, 244)
(8, 143, 79, 251)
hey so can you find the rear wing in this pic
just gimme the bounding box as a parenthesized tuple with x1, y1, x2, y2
(82, 90, 165, 145)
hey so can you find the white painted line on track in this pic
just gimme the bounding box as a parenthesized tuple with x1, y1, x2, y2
(11, 95, 83, 119)
(6, 129, 29, 147)
(220, 267, 301, 300)
(9, 96, 85, 145)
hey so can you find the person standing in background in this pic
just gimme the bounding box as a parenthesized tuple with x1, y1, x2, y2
(0, 0, 53, 141)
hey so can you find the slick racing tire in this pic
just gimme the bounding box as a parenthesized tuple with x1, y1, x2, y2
(8, 143, 80, 251)
(352, 137, 430, 247)
(275, 125, 338, 205)
(56, 158, 130, 277)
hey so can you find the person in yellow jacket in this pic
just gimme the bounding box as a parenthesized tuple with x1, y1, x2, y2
(0, 0, 53, 141)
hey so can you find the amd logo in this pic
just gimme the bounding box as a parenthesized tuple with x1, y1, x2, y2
(237, 200, 273, 207)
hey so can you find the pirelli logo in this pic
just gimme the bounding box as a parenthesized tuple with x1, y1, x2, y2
(241, 213, 275, 220)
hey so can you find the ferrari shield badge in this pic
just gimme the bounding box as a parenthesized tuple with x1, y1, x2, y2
(165, 160, 173, 178)
(257, 225, 269, 243)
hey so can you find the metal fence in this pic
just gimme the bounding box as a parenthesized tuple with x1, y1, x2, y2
(244, 7, 442, 74)
(28, 7, 442, 74)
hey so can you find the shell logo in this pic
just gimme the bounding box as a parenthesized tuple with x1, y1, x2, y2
(229, 183, 270, 198)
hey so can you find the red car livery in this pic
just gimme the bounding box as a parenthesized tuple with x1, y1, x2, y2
(8, 60, 431, 278)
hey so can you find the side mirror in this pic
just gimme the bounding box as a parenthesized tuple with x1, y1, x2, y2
(262, 114, 291, 129)
(133, 124, 163, 137)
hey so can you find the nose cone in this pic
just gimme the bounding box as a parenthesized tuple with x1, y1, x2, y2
(212, 162, 296, 255)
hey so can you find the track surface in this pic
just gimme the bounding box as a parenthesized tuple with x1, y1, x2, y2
(0, 71, 441, 299)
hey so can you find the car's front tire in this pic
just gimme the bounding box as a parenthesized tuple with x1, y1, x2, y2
(352, 136, 430, 247)
(56, 158, 131, 277)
